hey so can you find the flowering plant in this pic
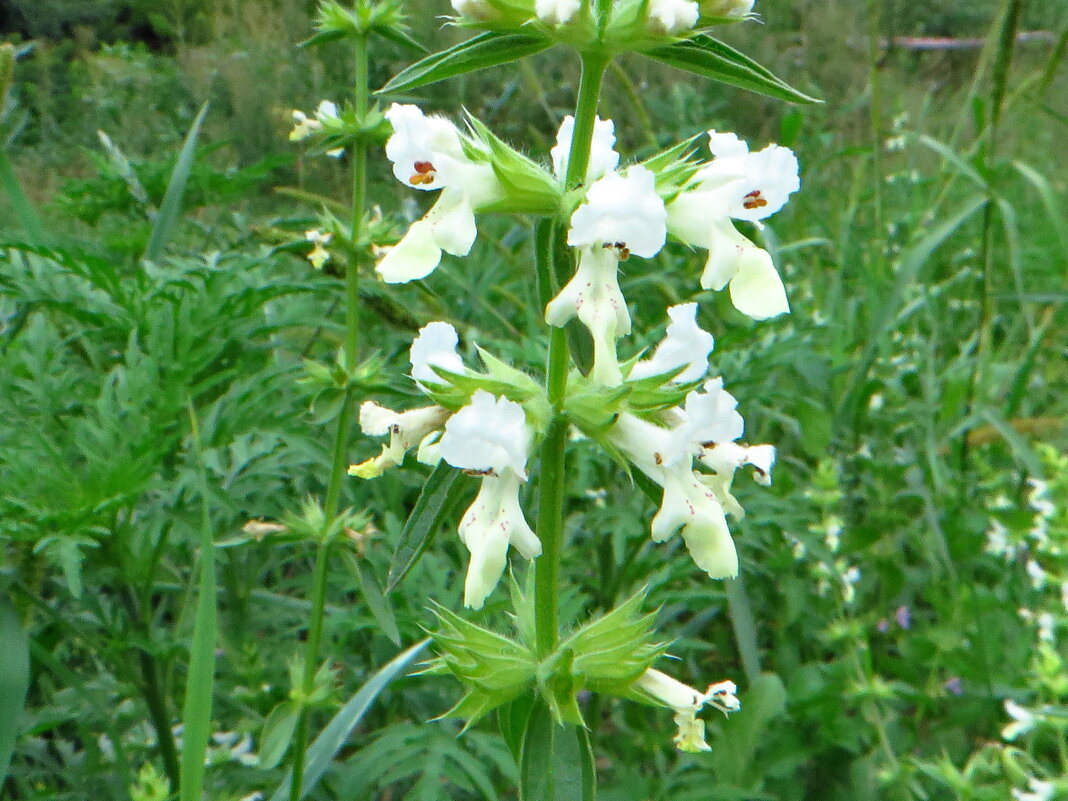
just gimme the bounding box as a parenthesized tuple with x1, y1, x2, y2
(288, 0, 817, 796)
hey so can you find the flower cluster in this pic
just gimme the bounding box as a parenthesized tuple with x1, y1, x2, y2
(448, 0, 755, 38)
(358, 89, 800, 749)
(349, 322, 547, 610)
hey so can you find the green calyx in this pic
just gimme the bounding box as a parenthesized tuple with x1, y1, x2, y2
(304, 0, 422, 50)
(462, 115, 563, 215)
(425, 581, 666, 729)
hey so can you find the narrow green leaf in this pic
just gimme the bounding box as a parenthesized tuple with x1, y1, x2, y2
(644, 35, 821, 104)
(0, 149, 45, 244)
(180, 408, 218, 801)
(519, 701, 596, 801)
(498, 694, 536, 764)
(270, 639, 430, 801)
(1013, 159, 1068, 263)
(144, 103, 209, 262)
(978, 408, 1044, 475)
(0, 597, 30, 786)
(386, 463, 475, 592)
(725, 576, 761, 684)
(346, 552, 402, 646)
(258, 701, 301, 771)
(378, 32, 552, 95)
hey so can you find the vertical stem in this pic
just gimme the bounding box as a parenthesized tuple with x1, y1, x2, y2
(138, 643, 182, 791)
(289, 33, 370, 801)
(534, 54, 608, 657)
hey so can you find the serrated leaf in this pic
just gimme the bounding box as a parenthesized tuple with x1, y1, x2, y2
(386, 463, 476, 591)
(645, 35, 821, 105)
(378, 32, 552, 95)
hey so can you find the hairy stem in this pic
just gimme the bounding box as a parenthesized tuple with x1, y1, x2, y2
(289, 33, 369, 801)
(534, 54, 608, 657)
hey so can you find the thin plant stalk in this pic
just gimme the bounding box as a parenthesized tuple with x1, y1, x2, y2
(534, 53, 609, 657)
(288, 33, 370, 801)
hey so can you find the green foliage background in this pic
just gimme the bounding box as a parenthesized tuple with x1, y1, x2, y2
(2, 1, 1068, 799)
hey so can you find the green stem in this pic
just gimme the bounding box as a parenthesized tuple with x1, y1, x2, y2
(138, 642, 182, 792)
(534, 54, 608, 657)
(289, 33, 370, 801)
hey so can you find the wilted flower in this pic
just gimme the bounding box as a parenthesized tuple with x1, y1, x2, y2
(378, 104, 503, 282)
(667, 130, 799, 319)
(348, 402, 449, 479)
(635, 668, 740, 752)
(551, 115, 620, 183)
(440, 391, 541, 608)
(409, 321, 466, 386)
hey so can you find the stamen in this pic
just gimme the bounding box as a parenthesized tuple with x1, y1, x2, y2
(409, 160, 437, 186)
(602, 241, 631, 260)
(743, 190, 768, 210)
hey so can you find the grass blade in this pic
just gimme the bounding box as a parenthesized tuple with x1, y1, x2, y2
(269, 638, 430, 801)
(0, 597, 30, 786)
(144, 103, 209, 262)
(346, 552, 402, 646)
(180, 407, 218, 801)
(0, 149, 45, 245)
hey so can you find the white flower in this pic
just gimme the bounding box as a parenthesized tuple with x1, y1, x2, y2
(348, 402, 449, 479)
(648, 0, 699, 34)
(608, 413, 738, 578)
(551, 115, 620, 183)
(841, 565, 861, 604)
(304, 229, 332, 270)
(289, 100, 341, 142)
(1013, 778, 1055, 801)
(635, 669, 740, 753)
(378, 104, 502, 282)
(440, 392, 540, 609)
(545, 246, 631, 385)
(536, 0, 580, 25)
(675, 378, 745, 447)
(1002, 700, 1037, 741)
(568, 166, 667, 259)
(667, 131, 799, 319)
(440, 391, 530, 478)
(410, 321, 466, 385)
(699, 0, 755, 17)
(1037, 612, 1056, 644)
(629, 303, 714, 384)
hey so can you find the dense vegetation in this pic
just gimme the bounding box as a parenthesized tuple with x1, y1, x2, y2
(1, 1, 1067, 799)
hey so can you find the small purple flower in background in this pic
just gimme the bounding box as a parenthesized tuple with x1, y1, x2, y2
(876, 618, 889, 633)
(895, 605, 911, 630)
(944, 677, 963, 696)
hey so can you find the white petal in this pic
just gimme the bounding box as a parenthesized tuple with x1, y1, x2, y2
(629, 302, 714, 383)
(546, 247, 631, 386)
(376, 219, 442, 283)
(551, 115, 619, 182)
(410, 321, 465, 384)
(680, 380, 744, 445)
(384, 103, 468, 191)
(535, 0, 580, 24)
(457, 470, 540, 609)
(729, 246, 790, 319)
(707, 130, 749, 160)
(648, 0, 699, 34)
(427, 190, 478, 257)
(440, 391, 531, 477)
(568, 166, 667, 259)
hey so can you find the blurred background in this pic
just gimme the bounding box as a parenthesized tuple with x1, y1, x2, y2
(1, 1, 1067, 800)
